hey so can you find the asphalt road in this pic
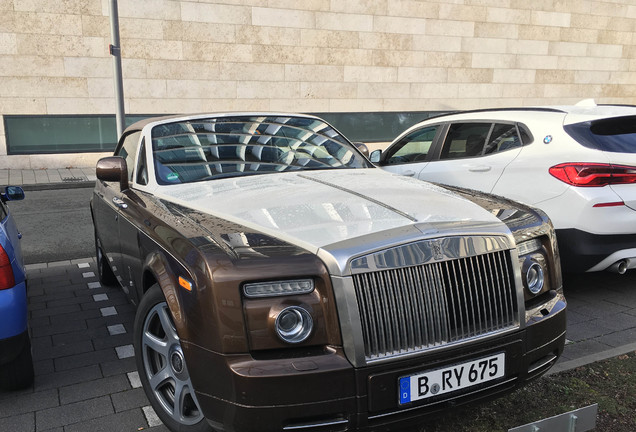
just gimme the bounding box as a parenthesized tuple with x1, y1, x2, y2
(8, 186, 95, 264)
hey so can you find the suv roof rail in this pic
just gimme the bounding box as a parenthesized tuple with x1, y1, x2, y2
(423, 107, 567, 122)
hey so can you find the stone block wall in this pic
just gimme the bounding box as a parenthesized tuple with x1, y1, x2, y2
(0, 0, 634, 168)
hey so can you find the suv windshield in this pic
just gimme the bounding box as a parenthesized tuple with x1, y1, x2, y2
(151, 115, 370, 184)
(564, 115, 636, 154)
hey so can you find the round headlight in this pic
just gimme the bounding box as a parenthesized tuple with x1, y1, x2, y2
(275, 306, 313, 344)
(525, 261, 545, 295)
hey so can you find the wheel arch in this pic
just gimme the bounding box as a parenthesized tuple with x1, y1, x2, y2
(142, 251, 191, 340)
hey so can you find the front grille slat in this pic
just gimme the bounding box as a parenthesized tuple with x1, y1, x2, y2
(353, 249, 518, 361)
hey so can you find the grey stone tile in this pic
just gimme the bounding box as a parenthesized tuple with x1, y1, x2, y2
(565, 319, 615, 342)
(63, 409, 148, 432)
(59, 375, 130, 405)
(0, 412, 34, 432)
(34, 365, 103, 391)
(100, 357, 137, 377)
(33, 339, 94, 361)
(0, 389, 59, 418)
(54, 348, 118, 372)
(35, 396, 113, 430)
(111, 388, 150, 412)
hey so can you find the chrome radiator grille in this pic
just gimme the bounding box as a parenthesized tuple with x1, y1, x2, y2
(352, 249, 518, 361)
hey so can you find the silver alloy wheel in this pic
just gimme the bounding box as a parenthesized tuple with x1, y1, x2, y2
(141, 302, 204, 426)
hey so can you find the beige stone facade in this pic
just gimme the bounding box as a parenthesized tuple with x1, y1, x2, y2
(0, 0, 635, 168)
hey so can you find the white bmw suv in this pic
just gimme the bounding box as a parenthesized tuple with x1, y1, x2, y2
(372, 101, 636, 274)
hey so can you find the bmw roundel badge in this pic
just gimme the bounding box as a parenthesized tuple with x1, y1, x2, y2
(543, 135, 553, 144)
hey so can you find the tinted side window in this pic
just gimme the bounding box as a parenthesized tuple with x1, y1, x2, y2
(565, 115, 636, 154)
(384, 126, 439, 165)
(116, 131, 141, 182)
(484, 123, 522, 154)
(440, 123, 491, 159)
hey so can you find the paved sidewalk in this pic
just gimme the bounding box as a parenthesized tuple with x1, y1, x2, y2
(0, 259, 168, 432)
(0, 168, 95, 190)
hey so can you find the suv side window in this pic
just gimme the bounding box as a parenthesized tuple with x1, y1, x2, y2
(116, 131, 141, 183)
(383, 126, 439, 165)
(440, 123, 491, 159)
(483, 123, 522, 154)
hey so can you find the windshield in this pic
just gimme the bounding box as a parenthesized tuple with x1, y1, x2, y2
(151, 115, 370, 185)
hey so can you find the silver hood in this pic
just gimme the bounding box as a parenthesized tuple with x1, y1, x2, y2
(153, 169, 510, 265)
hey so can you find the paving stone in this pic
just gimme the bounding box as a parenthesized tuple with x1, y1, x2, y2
(33, 339, 94, 361)
(59, 375, 130, 405)
(31, 319, 88, 338)
(93, 332, 133, 350)
(0, 389, 59, 418)
(100, 306, 117, 317)
(63, 409, 148, 432)
(54, 348, 118, 372)
(565, 319, 616, 342)
(35, 396, 114, 430)
(48, 308, 101, 324)
(127, 371, 142, 389)
(30, 303, 82, 319)
(143, 405, 163, 427)
(115, 345, 135, 359)
(595, 327, 636, 348)
(0, 412, 35, 432)
(35, 365, 103, 391)
(100, 357, 137, 377)
(51, 327, 109, 346)
(561, 339, 613, 362)
(107, 324, 126, 336)
(111, 387, 149, 412)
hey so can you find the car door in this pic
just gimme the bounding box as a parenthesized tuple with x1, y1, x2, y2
(378, 125, 441, 177)
(94, 130, 142, 287)
(418, 122, 524, 193)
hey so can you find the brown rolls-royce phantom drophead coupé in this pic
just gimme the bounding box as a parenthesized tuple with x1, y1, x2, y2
(91, 113, 566, 432)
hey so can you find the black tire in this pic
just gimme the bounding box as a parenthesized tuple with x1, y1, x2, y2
(134, 284, 212, 432)
(0, 336, 34, 391)
(95, 231, 117, 287)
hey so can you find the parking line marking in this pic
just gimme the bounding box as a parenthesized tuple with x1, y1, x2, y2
(87, 282, 101, 289)
(108, 324, 126, 335)
(127, 371, 142, 388)
(82, 271, 96, 278)
(143, 406, 163, 427)
(93, 294, 109, 302)
(100, 306, 117, 317)
(115, 344, 134, 359)
(78, 263, 90, 268)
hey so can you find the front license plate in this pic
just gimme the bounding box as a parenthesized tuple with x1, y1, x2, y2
(399, 352, 505, 404)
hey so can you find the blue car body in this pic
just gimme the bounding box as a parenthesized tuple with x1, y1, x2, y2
(0, 186, 32, 390)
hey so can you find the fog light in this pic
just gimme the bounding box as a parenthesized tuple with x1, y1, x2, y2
(275, 306, 313, 344)
(525, 261, 545, 295)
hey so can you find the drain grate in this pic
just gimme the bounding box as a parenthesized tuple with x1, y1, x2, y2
(62, 177, 84, 182)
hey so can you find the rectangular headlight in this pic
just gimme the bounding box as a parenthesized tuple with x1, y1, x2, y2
(243, 279, 314, 298)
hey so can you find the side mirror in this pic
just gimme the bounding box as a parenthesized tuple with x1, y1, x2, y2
(353, 142, 369, 159)
(96, 156, 129, 191)
(370, 149, 382, 164)
(1, 186, 25, 203)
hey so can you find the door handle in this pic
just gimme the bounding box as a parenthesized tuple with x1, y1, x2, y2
(403, 170, 416, 177)
(468, 165, 491, 172)
(113, 197, 128, 209)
